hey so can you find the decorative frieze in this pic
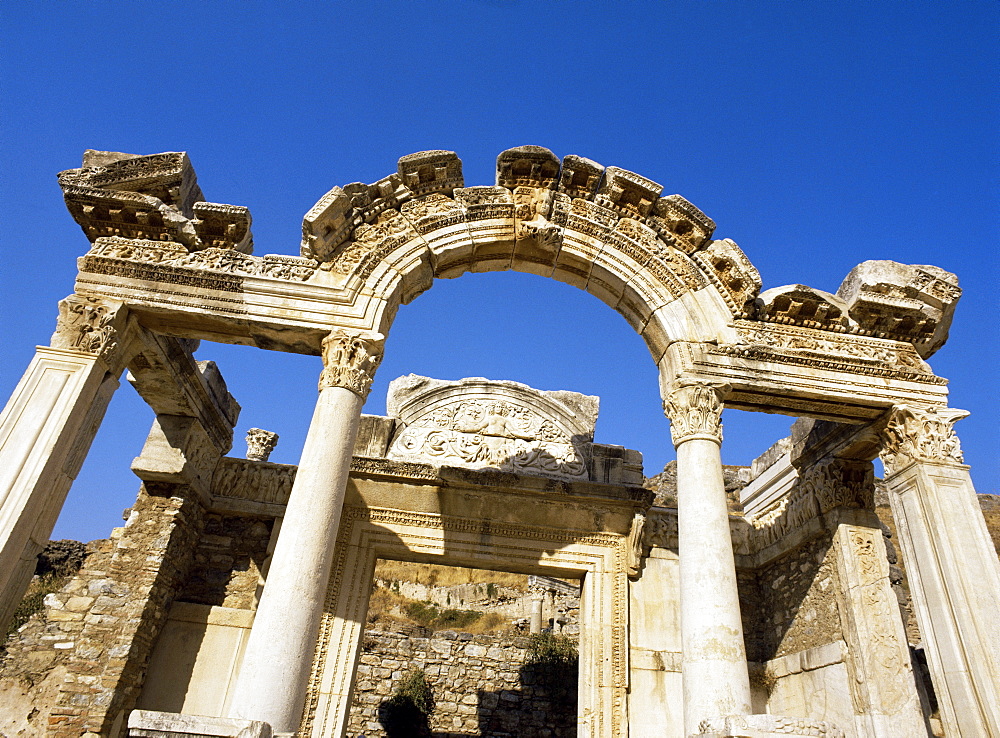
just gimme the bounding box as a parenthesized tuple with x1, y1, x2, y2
(83, 237, 315, 281)
(317, 330, 384, 398)
(384, 376, 600, 482)
(797, 458, 874, 514)
(879, 404, 967, 475)
(697, 713, 844, 737)
(663, 380, 729, 446)
(212, 457, 296, 506)
(731, 321, 931, 373)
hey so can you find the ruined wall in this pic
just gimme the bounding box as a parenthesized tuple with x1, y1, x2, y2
(0, 484, 205, 738)
(749, 532, 843, 662)
(347, 629, 577, 738)
(178, 512, 272, 609)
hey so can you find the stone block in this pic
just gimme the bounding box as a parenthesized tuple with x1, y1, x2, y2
(127, 710, 272, 738)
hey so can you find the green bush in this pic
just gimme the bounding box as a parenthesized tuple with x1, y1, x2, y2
(379, 668, 434, 738)
(525, 632, 578, 666)
(521, 632, 579, 699)
(404, 601, 482, 630)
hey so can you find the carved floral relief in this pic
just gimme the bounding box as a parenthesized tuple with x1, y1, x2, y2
(880, 404, 967, 474)
(387, 398, 589, 480)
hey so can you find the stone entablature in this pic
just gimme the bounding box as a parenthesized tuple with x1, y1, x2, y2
(66, 147, 955, 423)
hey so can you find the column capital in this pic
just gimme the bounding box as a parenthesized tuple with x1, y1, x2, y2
(663, 379, 730, 447)
(318, 329, 384, 399)
(879, 404, 967, 476)
(50, 294, 130, 370)
(246, 428, 279, 462)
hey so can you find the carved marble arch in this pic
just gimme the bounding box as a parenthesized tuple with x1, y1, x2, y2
(305, 147, 752, 368)
(300, 147, 958, 421)
(66, 146, 960, 421)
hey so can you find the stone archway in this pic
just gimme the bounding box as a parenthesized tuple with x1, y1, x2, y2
(2, 145, 997, 738)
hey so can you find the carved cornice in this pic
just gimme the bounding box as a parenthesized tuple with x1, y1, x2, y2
(50, 294, 127, 367)
(663, 380, 730, 446)
(318, 330, 384, 398)
(879, 405, 967, 475)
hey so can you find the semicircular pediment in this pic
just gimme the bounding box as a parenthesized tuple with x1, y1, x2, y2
(384, 374, 599, 482)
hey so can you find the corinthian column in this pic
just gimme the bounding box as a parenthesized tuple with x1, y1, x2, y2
(879, 405, 1000, 738)
(229, 329, 383, 732)
(0, 295, 128, 635)
(663, 379, 751, 736)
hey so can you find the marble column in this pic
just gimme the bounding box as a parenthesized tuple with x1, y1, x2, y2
(228, 329, 383, 733)
(0, 295, 127, 635)
(664, 380, 751, 737)
(529, 592, 544, 634)
(880, 405, 1000, 738)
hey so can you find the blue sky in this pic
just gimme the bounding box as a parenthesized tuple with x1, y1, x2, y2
(1, 2, 996, 542)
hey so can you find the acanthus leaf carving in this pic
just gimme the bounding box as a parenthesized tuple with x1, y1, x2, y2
(318, 330, 384, 399)
(880, 404, 967, 475)
(663, 380, 729, 446)
(245, 428, 279, 462)
(51, 294, 125, 364)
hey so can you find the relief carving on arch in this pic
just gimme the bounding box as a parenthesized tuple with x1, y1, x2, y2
(385, 376, 598, 482)
(389, 398, 589, 480)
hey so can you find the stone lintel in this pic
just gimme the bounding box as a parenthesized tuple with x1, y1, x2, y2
(789, 417, 883, 468)
(131, 415, 222, 503)
(128, 330, 241, 454)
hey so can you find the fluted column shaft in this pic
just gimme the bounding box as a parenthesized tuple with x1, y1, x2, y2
(664, 380, 751, 737)
(229, 330, 383, 732)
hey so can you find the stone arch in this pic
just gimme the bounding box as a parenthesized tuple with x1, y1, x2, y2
(301, 146, 761, 370)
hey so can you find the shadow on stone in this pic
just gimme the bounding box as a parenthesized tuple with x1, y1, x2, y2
(377, 668, 435, 738)
(474, 633, 578, 737)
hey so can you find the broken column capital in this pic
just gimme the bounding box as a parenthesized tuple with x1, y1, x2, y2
(246, 428, 279, 462)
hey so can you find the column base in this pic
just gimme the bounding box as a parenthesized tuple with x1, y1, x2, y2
(693, 714, 844, 738)
(127, 710, 275, 738)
